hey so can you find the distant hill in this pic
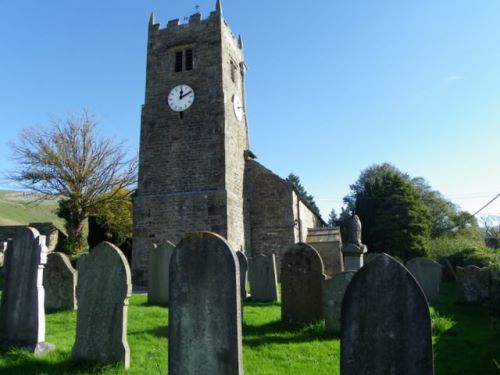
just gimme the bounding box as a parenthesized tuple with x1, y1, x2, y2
(0, 190, 64, 229)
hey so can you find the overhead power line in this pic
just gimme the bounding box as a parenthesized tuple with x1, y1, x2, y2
(472, 193, 500, 216)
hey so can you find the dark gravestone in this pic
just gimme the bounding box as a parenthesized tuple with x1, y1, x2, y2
(72, 242, 131, 368)
(169, 232, 243, 375)
(148, 241, 175, 306)
(281, 243, 324, 325)
(249, 254, 279, 302)
(0, 227, 54, 355)
(456, 266, 490, 303)
(341, 253, 433, 375)
(43, 252, 77, 311)
(323, 271, 356, 333)
(236, 251, 249, 299)
(406, 257, 442, 302)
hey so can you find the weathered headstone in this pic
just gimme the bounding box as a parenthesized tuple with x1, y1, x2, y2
(169, 232, 243, 375)
(281, 243, 324, 325)
(148, 241, 175, 306)
(341, 253, 433, 375)
(323, 271, 355, 333)
(236, 251, 249, 299)
(363, 252, 381, 264)
(249, 254, 279, 302)
(491, 268, 500, 316)
(0, 241, 6, 269)
(341, 214, 368, 271)
(406, 257, 442, 302)
(0, 227, 55, 355)
(456, 266, 490, 303)
(43, 252, 77, 311)
(306, 227, 343, 277)
(131, 237, 156, 289)
(72, 242, 131, 368)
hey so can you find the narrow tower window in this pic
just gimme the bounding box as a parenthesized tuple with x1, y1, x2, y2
(175, 51, 183, 72)
(185, 49, 193, 71)
(230, 61, 237, 83)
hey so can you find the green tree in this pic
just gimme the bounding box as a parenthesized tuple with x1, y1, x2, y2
(346, 163, 431, 260)
(9, 111, 137, 254)
(327, 208, 338, 227)
(286, 173, 320, 215)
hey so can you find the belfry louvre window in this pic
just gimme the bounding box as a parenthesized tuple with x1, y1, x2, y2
(174, 48, 194, 72)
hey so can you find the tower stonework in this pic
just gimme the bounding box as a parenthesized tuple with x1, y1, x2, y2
(133, 2, 249, 285)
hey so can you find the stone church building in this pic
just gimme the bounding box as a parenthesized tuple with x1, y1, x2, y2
(132, 1, 325, 285)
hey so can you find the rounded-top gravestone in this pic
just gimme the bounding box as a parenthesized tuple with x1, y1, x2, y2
(406, 257, 442, 302)
(169, 232, 243, 375)
(72, 242, 131, 368)
(148, 241, 175, 306)
(341, 253, 433, 375)
(281, 243, 325, 325)
(43, 252, 77, 311)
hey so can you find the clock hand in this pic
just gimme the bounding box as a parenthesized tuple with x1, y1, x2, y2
(180, 91, 193, 99)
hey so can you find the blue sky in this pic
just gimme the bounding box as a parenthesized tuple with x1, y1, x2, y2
(0, 1, 499, 219)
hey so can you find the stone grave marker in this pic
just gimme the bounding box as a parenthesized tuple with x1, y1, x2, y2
(406, 257, 442, 302)
(131, 237, 156, 288)
(456, 266, 490, 303)
(363, 252, 381, 264)
(249, 254, 279, 302)
(236, 250, 249, 299)
(341, 253, 433, 375)
(148, 241, 175, 306)
(491, 268, 500, 315)
(0, 227, 54, 355)
(281, 243, 324, 325)
(0, 241, 7, 269)
(169, 232, 243, 375)
(306, 227, 343, 277)
(72, 242, 131, 368)
(43, 252, 77, 311)
(323, 271, 355, 333)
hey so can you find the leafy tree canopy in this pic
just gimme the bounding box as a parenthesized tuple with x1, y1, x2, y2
(287, 173, 321, 215)
(8, 111, 137, 254)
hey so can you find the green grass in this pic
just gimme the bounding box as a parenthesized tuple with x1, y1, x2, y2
(0, 190, 62, 227)
(0, 281, 498, 374)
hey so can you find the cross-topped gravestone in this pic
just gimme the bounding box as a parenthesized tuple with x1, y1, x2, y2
(148, 241, 175, 306)
(72, 242, 131, 368)
(281, 243, 324, 325)
(44, 252, 77, 311)
(341, 253, 434, 375)
(169, 232, 243, 375)
(0, 227, 54, 355)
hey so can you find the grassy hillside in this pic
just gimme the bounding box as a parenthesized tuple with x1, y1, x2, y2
(0, 190, 63, 228)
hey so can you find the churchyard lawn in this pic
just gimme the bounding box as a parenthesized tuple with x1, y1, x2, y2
(0, 280, 498, 374)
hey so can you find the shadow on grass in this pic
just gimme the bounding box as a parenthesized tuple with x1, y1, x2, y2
(0, 348, 121, 375)
(243, 319, 337, 347)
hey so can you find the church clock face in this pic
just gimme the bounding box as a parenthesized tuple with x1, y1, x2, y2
(168, 84, 195, 112)
(232, 94, 244, 121)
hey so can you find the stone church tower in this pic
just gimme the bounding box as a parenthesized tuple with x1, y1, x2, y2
(132, 1, 249, 284)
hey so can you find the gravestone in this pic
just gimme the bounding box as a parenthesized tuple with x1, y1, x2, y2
(341, 253, 433, 375)
(0, 241, 6, 269)
(131, 237, 156, 289)
(0, 227, 54, 355)
(249, 254, 279, 302)
(306, 227, 343, 277)
(281, 243, 324, 325)
(341, 214, 368, 271)
(491, 269, 500, 315)
(43, 252, 77, 311)
(169, 232, 243, 375)
(456, 266, 490, 303)
(406, 257, 442, 302)
(364, 252, 381, 264)
(72, 242, 131, 368)
(148, 241, 175, 306)
(323, 271, 355, 333)
(236, 251, 249, 299)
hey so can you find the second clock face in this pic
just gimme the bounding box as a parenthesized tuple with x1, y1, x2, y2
(168, 84, 195, 112)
